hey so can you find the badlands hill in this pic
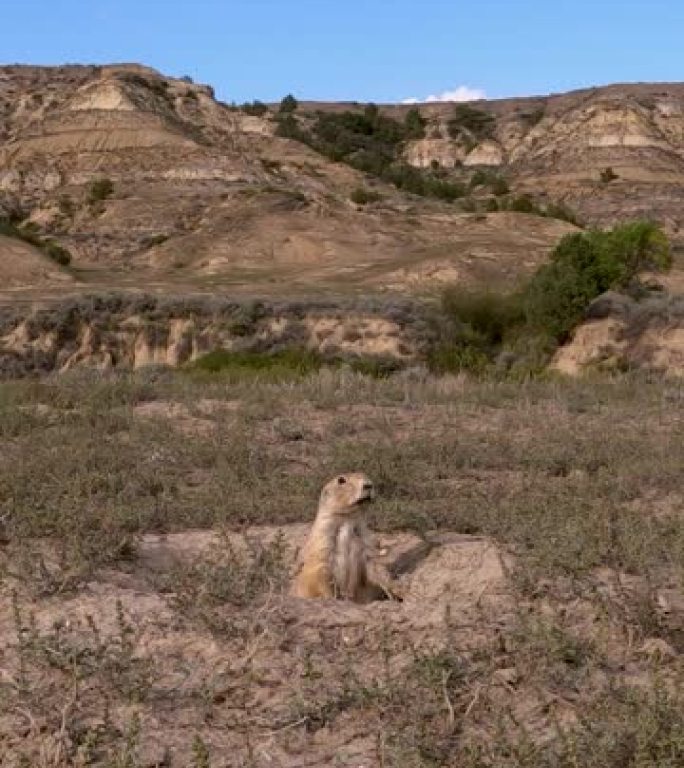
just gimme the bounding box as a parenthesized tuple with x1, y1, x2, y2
(0, 64, 682, 374)
(1, 64, 683, 297)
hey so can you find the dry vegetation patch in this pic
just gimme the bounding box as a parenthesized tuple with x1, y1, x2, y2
(1, 369, 683, 766)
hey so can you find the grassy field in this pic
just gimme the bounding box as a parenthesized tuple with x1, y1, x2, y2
(1, 366, 682, 766)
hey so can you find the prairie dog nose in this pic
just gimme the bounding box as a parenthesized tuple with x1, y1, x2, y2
(362, 482, 374, 492)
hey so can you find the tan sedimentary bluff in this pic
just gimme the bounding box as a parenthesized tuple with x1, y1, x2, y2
(550, 291, 684, 377)
(0, 295, 422, 375)
(399, 84, 684, 233)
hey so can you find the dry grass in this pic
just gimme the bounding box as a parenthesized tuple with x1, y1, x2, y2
(1, 368, 683, 766)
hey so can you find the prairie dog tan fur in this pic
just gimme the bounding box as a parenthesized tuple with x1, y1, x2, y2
(291, 473, 391, 603)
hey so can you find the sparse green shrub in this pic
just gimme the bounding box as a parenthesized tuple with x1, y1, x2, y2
(188, 349, 324, 378)
(447, 103, 495, 141)
(545, 201, 581, 225)
(601, 166, 619, 183)
(428, 289, 523, 373)
(87, 177, 114, 203)
(191, 735, 212, 768)
(347, 357, 403, 378)
(241, 100, 268, 117)
(404, 107, 427, 139)
(442, 288, 522, 346)
(490, 175, 510, 196)
(469, 170, 509, 196)
(274, 113, 310, 142)
(350, 186, 382, 205)
(0, 217, 72, 266)
(469, 169, 489, 188)
(279, 93, 298, 113)
(501, 194, 580, 224)
(507, 193, 538, 214)
(57, 194, 75, 217)
(43, 240, 72, 266)
(272, 106, 466, 202)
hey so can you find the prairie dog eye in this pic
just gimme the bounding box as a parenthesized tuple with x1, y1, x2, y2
(337, 476, 347, 485)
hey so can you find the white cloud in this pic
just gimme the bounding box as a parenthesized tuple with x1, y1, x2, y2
(402, 85, 487, 104)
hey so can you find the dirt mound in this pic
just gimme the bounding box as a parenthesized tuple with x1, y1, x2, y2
(0, 526, 512, 766)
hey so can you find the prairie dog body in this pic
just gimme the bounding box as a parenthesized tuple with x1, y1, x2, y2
(292, 473, 390, 603)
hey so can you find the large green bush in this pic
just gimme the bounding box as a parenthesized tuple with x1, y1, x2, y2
(87, 177, 114, 203)
(522, 221, 671, 341)
(430, 221, 672, 373)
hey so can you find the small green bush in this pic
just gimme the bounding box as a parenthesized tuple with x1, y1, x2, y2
(490, 176, 510, 196)
(279, 94, 298, 113)
(545, 201, 580, 225)
(0, 218, 72, 266)
(241, 100, 268, 117)
(350, 187, 382, 205)
(188, 349, 323, 378)
(87, 177, 114, 203)
(57, 194, 75, 217)
(447, 104, 495, 141)
(507, 194, 538, 214)
(501, 194, 579, 224)
(347, 357, 403, 378)
(428, 288, 523, 373)
(469, 171, 509, 196)
(442, 288, 523, 346)
(274, 114, 309, 142)
(43, 240, 72, 266)
(404, 108, 427, 139)
(600, 166, 619, 183)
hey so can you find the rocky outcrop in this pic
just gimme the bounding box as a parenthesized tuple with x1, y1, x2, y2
(551, 290, 684, 376)
(398, 85, 684, 234)
(463, 140, 505, 167)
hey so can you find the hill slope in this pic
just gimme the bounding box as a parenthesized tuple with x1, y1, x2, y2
(2, 65, 683, 300)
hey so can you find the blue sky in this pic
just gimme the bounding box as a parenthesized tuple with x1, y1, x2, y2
(3, 1, 683, 104)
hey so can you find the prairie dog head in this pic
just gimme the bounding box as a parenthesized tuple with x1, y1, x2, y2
(318, 472, 375, 517)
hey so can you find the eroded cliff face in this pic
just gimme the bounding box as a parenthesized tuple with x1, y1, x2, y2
(400, 85, 684, 234)
(550, 291, 684, 377)
(0, 295, 423, 376)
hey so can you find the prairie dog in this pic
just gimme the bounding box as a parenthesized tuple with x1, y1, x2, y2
(291, 473, 392, 603)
